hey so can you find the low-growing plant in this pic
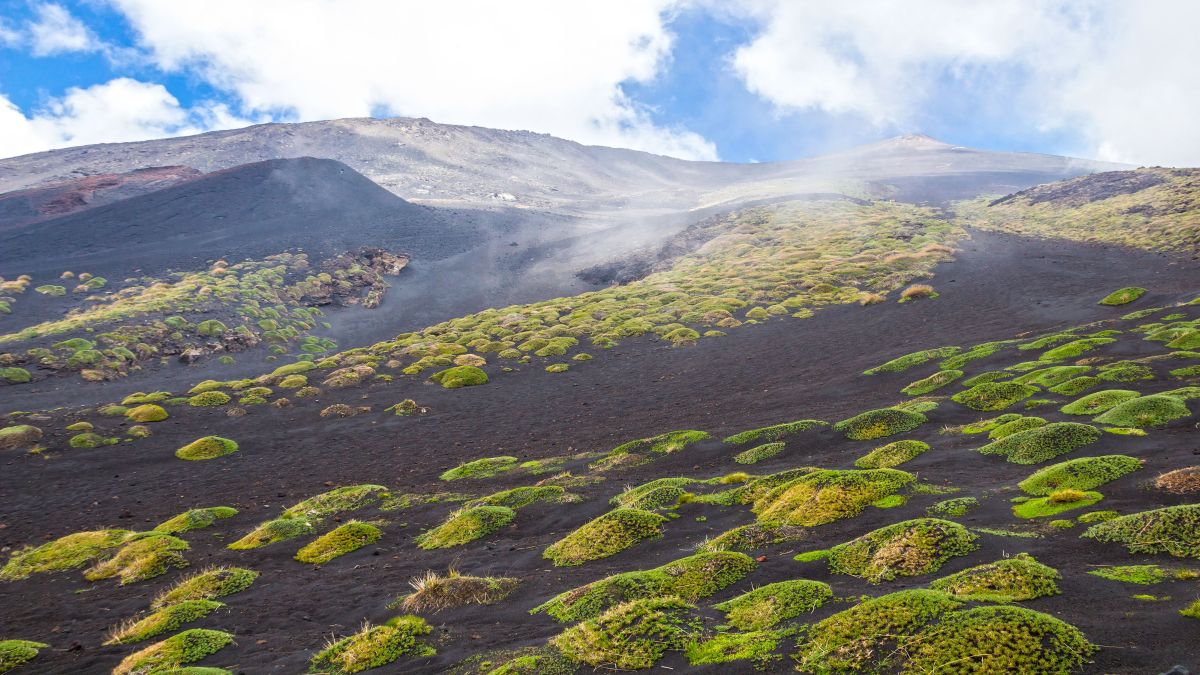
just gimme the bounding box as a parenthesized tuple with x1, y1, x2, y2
(977, 422, 1101, 464)
(113, 629, 234, 675)
(1155, 466, 1200, 494)
(752, 468, 914, 526)
(175, 436, 239, 460)
(733, 441, 785, 464)
(697, 523, 807, 553)
(1082, 505, 1200, 558)
(1093, 394, 1192, 427)
(0, 640, 49, 672)
(714, 579, 832, 630)
(0, 424, 42, 451)
(1100, 287, 1147, 306)
(295, 521, 382, 564)
(834, 407, 926, 440)
(542, 508, 666, 566)
(309, 616, 435, 673)
(865, 346, 961, 374)
(902, 369, 963, 396)
(106, 599, 224, 645)
(429, 365, 488, 388)
(827, 518, 978, 582)
(1013, 490, 1103, 519)
(926, 497, 978, 517)
(152, 566, 258, 608)
(551, 597, 701, 670)
(952, 382, 1040, 411)
(395, 569, 519, 612)
(988, 416, 1047, 439)
(469, 485, 565, 509)
(854, 439, 929, 468)
(1018, 455, 1142, 495)
(0, 529, 134, 580)
(283, 485, 387, 519)
(929, 553, 1060, 602)
(84, 533, 189, 584)
(440, 456, 519, 480)
(228, 517, 314, 550)
(1049, 376, 1101, 396)
(154, 506, 238, 534)
(416, 506, 515, 549)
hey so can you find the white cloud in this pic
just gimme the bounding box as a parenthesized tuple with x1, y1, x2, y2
(728, 0, 1200, 165)
(108, 0, 717, 160)
(27, 2, 100, 56)
(0, 78, 253, 158)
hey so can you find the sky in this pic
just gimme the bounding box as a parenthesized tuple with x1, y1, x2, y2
(0, 0, 1197, 165)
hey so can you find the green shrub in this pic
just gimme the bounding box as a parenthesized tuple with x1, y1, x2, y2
(723, 419, 824, 444)
(543, 508, 666, 566)
(228, 517, 314, 550)
(429, 365, 488, 388)
(416, 506, 515, 549)
(827, 518, 977, 582)
(175, 436, 238, 460)
(901, 369, 963, 395)
(440, 456, 519, 480)
(113, 629, 234, 675)
(1100, 287, 1147, 306)
(1018, 455, 1142, 495)
(551, 597, 700, 670)
(295, 521, 382, 563)
(533, 551, 755, 622)
(309, 616, 434, 674)
(977, 422, 1101, 464)
(713, 579, 832, 630)
(188, 391, 231, 407)
(929, 553, 1060, 602)
(734, 441, 785, 464)
(0, 529, 134, 580)
(1061, 389, 1141, 415)
(1082, 505, 1200, 558)
(151, 566, 258, 608)
(0, 640, 49, 672)
(1093, 394, 1192, 427)
(834, 407, 926, 440)
(854, 440, 930, 468)
(106, 599, 224, 644)
(154, 506, 238, 533)
(752, 469, 914, 526)
(952, 382, 1039, 411)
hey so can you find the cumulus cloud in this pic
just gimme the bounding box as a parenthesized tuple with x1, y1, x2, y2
(0, 78, 253, 158)
(109, 0, 717, 160)
(729, 0, 1200, 165)
(27, 2, 100, 56)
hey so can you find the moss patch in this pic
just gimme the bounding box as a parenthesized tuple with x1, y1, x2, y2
(152, 566, 258, 608)
(551, 597, 700, 670)
(0, 529, 134, 580)
(902, 369, 963, 396)
(723, 419, 824, 444)
(310, 616, 434, 674)
(283, 484, 387, 518)
(296, 521, 382, 563)
(175, 436, 239, 460)
(0, 424, 42, 451)
(753, 468, 914, 526)
(106, 599, 224, 645)
(929, 553, 1060, 602)
(430, 365, 488, 388)
(0, 640, 49, 672)
(69, 432, 118, 448)
(1093, 394, 1192, 427)
(733, 441, 785, 464)
(698, 523, 807, 553)
(685, 629, 789, 668)
(864, 346, 960, 374)
(827, 518, 978, 582)
(125, 404, 168, 423)
(952, 382, 1040, 411)
(228, 517, 314, 550)
(395, 570, 519, 612)
(188, 391, 231, 407)
(834, 407, 926, 440)
(416, 506, 515, 549)
(593, 430, 710, 470)
(469, 485, 565, 509)
(988, 416, 1047, 439)
(1013, 490, 1103, 519)
(154, 506, 238, 533)
(1061, 389, 1141, 415)
(1049, 376, 1101, 396)
(440, 456, 519, 481)
(84, 533, 189, 584)
(977, 422, 1101, 464)
(535, 551, 753, 623)
(1100, 287, 1147, 306)
(902, 605, 1094, 673)
(714, 579, 832, 630)
(1018, 455, 1142, 495)
(926, 497, 978, 517)
(113, 628, 234, 675)
(854, 439, 929, 468)
(1082, 505, 1200, 558)
(543, 508, 666, 566)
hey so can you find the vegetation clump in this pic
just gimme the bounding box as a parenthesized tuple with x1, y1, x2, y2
(1155, 466, 1200, 494)
(0, 640, 49, 672)
(154, 506, 238, 534)
(697, 523, 807, 553)
(723, 419, 823, 444)
(152, 566, 258, 608)
(1013, 490, 1103, 519)
(283, 484, 387, 519)
(854, 439, 929, 468)
(929, 553, 1060, 602)
(1086, 564, 1196, 584)
(733, 441, 785, 464)
(864, 346, 960, 374)
(902, 369, 963, 396)
(1060, 389, 1141, 415)
(1049, 376, 1101, 396)
(440, 456, 519, 480)
(309, 616, 434, 673)
(416, 506, 515, 549)
(396, 569, 519, 612)
(1093, 394, 1192, 427)
(175, 436, 239, 460)
(833, 407, 926, 440)
(106, 599, 224, 644)
(188, 391, 232, 407)
(685, 628, 790, 668)
(989, 416, 1047, 439)
(1100, 287, 1147, 306)
(752, 469, 913, 526)
(469, 485, 564, 509)
(533, 551, 754, 622)
(902, 605, 1095, 673)
(1, 529, 134, 580)
(551, 597, 700, 670)
(69, 431, 118, 448)
(543, 508, 666, 566)
(430, 365, 488, 388)
(125, 403, 169, 422)
(1040, 337, 1117, 361)
(113, 628, 233, 675)
(0, 367, 30, 384)
(952, 382, 1040, 411)
(714, 579, 832, 630)
(977, 422, 1101, 464)
(1082, 505, 1200, 558)
(1018, 455, 1142, 495)
(592, 430, 710, 470)
(0, 424, 41, 451)
(295, 521, 382, 563)
(228, 517, 314, 550)
(827, 518, 978, 582)
(84, 533, 189, 584)
(926, 497, 978, 517)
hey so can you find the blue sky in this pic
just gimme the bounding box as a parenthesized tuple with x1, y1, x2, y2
(1, 1, 1196, 165)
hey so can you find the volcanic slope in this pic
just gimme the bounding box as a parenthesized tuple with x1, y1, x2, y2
(2, 187, 1200, 672)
